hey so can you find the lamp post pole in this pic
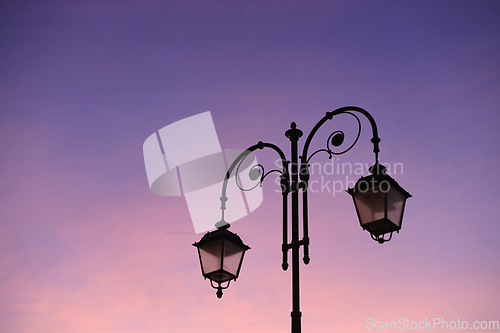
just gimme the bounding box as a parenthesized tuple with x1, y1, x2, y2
(286, 123, 303, 333)
(195, 106, 411, 333)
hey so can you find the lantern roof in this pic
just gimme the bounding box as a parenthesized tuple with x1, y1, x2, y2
(347, 165, 411, 199)
(193, 223, 250, 251)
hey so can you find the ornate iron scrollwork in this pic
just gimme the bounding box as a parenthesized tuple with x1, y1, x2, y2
(306, 111, 362, 164)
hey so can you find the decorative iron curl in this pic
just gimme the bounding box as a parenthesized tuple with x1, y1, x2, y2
(233, 154, 285, 192)
(234, 159, 264, 192)
(210, 280, 230, 298)
(371, 231, 394, 244)
(306, 111, 362, 164)
(302, 106, 381, 168)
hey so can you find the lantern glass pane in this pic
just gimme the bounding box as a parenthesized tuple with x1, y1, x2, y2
(354, 190, 386, 225)
(199, 239, 223, 275)
(386, 187, 405, 227)
(222, 240, 245, 276)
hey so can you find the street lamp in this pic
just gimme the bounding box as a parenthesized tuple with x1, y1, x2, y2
(193, 106, 411, 333)
(193, 224, 250, 298)
(348, 163, 412, 244)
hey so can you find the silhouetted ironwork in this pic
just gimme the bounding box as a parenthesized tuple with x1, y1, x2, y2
(194, 106, 411, 333)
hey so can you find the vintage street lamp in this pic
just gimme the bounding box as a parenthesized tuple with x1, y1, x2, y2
(348, 163, 412, 244)
(193, 106, 411, 333)
(193, 223, 250, 298)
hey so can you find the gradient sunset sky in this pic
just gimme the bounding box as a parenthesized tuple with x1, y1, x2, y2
(1, 1, 499, 332)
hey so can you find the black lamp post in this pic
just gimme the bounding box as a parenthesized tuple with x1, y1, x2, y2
(193, 106, 411, 333)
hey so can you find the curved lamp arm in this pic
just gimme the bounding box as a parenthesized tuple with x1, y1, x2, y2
(216, 140, 291, 270)
(301, 106, 380, 165)
(216, 141, 289, 227)
(298, 106, 381, 264)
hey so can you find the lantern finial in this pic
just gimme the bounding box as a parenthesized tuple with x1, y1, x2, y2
(215, 219, 230, 229)
(368, 162, 387, 175)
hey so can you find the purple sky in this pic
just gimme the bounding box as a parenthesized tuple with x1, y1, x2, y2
(1, 1, 499, 332)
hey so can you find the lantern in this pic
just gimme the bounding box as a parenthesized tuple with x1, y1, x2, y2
(193, 223, 250, 298)
(347, 164, 411, 244)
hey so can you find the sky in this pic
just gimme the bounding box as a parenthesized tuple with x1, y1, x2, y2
(1, 1, 499, 332)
